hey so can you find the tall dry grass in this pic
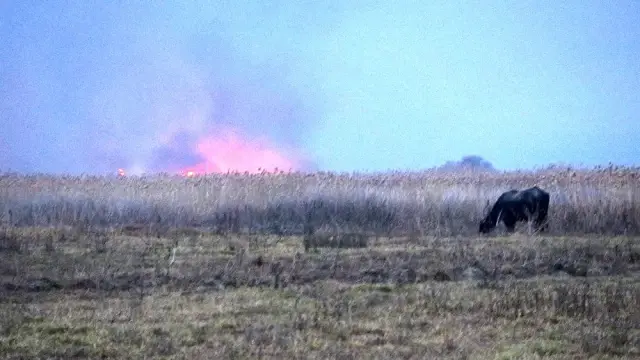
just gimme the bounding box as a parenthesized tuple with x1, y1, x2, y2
(1, 165, 639, 236)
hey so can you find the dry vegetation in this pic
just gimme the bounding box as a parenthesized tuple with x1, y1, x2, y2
(1, 166, 640, 359)
(2, 165, 640, 236)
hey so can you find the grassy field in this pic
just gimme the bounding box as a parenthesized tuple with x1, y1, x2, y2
(1, 167, 640, 359)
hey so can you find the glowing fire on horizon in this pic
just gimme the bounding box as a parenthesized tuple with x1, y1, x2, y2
(117, 130, 301, 177)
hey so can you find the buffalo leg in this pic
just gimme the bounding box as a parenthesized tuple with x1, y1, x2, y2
(534, 216, 548, 233)
(503, 219, 516, 233)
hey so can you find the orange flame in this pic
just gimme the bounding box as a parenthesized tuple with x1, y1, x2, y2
(116, 130, 300, 177)
(180, 131, 298, 175)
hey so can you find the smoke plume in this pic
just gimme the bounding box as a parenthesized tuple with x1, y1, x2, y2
(0, 2, 318, 175)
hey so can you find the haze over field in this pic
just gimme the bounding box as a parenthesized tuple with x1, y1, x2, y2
(1, 1, 639, 175)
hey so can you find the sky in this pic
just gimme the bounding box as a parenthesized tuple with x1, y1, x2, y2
(1, 1, 639, 175)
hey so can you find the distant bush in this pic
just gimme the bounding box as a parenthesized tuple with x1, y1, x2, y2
(439, 155, 496, 172)
(1, 165, 639, 236)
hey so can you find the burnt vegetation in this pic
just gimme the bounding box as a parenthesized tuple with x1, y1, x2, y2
(1, 164, 640, 358)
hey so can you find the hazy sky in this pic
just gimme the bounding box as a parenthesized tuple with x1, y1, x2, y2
(1, 1, 639, 174)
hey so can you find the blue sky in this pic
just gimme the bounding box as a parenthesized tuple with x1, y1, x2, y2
(1, 1, 639, 174)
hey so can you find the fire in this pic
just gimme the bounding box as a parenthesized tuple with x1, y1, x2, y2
(117, 129, 301, 177)
(179, 131, 298, 175)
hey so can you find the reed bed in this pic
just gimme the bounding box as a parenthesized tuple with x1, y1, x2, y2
(1, 165, 639, 236)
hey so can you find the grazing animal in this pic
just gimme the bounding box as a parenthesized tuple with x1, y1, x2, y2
(479, 186, 550, 234)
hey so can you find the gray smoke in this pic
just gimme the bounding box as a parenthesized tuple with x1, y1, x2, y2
(0, 2, 319, 175)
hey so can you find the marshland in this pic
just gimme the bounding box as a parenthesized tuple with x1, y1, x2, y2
(1, 166, 639, 359)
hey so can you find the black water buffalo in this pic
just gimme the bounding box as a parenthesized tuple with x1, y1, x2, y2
(479, 186, 550, 234)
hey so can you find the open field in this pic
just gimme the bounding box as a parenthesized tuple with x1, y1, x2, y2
(1, 228, 639, 359)
(1, 167, 640, 359)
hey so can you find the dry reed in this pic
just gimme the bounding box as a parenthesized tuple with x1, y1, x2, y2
(1, 165, 639, 236)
